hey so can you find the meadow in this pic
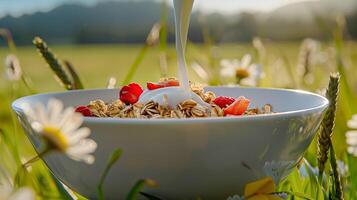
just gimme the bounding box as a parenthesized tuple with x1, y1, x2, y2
(1, 37, 357, 199)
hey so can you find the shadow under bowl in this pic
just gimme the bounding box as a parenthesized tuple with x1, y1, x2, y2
(12, 86, 328, 200)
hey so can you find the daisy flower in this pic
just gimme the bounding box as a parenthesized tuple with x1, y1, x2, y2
(220, 54, 262, 86)
(24, 98, 97, 164)
(4, 54, 22, 81)
(346, 114, 357, 156)
(0, 183, 35, 200)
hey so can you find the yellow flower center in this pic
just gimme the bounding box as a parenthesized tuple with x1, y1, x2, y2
(236, 68, 250, 80)
(42, 126, 69, 152)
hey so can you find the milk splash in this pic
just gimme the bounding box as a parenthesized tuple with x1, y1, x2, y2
(139, 0, 208, 108)
(173, 0, 193, 92)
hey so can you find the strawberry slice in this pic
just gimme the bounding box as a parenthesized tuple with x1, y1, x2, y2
(164, 80, 180, 87)
(147, 82, 165, 90)
(147, 80, 180, 90)
(119, 83, 143, 104)
(224, 96, 250, 116)
(213, 96, 235, 108)
(75, 106, 93, 117)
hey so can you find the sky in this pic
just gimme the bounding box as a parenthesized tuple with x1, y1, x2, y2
(0, 0, 315, 17)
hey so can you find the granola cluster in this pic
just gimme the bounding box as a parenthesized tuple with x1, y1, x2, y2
(78, 82, 273, 119)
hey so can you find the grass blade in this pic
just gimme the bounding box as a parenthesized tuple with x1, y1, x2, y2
(51, 174, 77, 200)
(126, 179, 157, 200)
(63, 60, 84, 89)
(97, 148, 122, 200)
(330, 145, 344, 200)
(122, 45, 149, 85)
(140, 192, 165, 200)
(159, 0, 168, 77)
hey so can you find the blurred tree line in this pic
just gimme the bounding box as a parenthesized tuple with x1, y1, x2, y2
(0, 0, 356, 45)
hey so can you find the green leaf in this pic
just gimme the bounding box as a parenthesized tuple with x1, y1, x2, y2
(329, 145, 344, 200)
(51, 173, 77, 200)
(140, 192, 164, 200)
(126, 179, 157, 200)
(347, 154, 357, 199)
(63, 60, 84, 90)
(97, 148, 122, 200)
(302, 159, 321, 199)
(122, 45, 149, 85)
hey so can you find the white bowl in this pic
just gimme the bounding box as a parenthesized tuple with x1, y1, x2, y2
(12, 87, 328, 200)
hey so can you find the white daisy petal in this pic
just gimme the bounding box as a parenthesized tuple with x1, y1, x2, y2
(22, 103, 36, 122)
(0, 183, 35, 200)
(348, 118, 357, 129)
(67, 127, 91, 145)
(346, 131, 357, 145)
(47, 99, 64, 125)
(68, 154, 95, 165)
(241, 77, 256, 87)
(58, 107, 77, 129)
(241, 54, 252, 69)
(67, 139, 98, 156)
(352, 114, 357, 121)
(220, 59, 234, 68)
(9, 187, 35, 200)
(61, 113, 83, 135)
(31, 121, 43, 133)
(33, 103, 48, 125)
(0, 184, 13, 199)
(348, 146, 357, 156)
(220, 66, 236, 78)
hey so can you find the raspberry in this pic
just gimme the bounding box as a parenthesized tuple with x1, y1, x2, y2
(75, 106, 93, 117)
(224, 96, 250, 116)
(213, 96, 235, 108)
(119, 83, 143, 104)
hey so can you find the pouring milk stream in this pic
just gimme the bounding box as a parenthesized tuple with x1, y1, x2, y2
(139, 0, 208, 107)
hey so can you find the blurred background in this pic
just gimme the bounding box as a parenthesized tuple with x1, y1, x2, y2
(0, 0, 357, 91)
(1, 0, 357, 44)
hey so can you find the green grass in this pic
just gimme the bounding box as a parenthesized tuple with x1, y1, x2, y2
(1, 41, 357, 199)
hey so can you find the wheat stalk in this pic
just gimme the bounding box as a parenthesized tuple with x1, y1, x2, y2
(317, 73, 339, 173)
(317, 72, 343, 199)
(33, 37, 73, 90)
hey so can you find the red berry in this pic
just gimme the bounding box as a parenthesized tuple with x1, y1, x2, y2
(224, 96, 250, 116)
(75, 106, 93, 117)
(119, 83, 143, 104)
(213, 96, 235, 108)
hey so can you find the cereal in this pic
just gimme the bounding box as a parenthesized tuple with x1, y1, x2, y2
(76, 79, 274, 119)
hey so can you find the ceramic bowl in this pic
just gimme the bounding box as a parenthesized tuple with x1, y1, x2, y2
(12, 87, 328, 200)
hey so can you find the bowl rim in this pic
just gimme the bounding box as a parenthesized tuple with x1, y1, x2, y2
(12, 86, 329, 124)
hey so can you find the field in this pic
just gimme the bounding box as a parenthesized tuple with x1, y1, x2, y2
(1, 40, 357, 199)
